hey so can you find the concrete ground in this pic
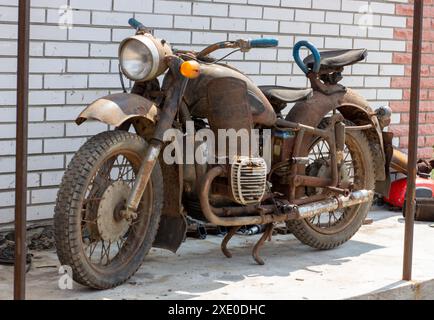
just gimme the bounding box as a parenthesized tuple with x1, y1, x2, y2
(1, 208, 434, 300)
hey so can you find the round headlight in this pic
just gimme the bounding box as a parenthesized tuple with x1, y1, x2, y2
(119, 34, 172, 81)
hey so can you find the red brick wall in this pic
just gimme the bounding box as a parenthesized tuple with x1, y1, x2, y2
(390, 0, 434, 159)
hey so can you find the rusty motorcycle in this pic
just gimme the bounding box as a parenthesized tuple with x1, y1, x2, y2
(54, 18, 395, 289)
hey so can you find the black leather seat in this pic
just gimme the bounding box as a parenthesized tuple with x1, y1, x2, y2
(259, 86, 313, 104)
(304, 48, 368, 71)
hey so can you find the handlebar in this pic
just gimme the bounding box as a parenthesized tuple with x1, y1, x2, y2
(197, 38, 278, 59)
(249, 38, 279, 48)
(293, 40, 321, 74)
(128, 18, 147, 32)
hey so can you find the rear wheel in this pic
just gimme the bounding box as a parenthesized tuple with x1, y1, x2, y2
(287, 120, 375, 249)
(54, 131, 163, 289)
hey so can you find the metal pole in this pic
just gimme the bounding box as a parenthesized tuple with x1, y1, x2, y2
(402, 0, 424, 281)
(14, 0, 30, 300)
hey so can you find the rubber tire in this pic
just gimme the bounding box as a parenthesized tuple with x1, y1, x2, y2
(54, 131, 163, 289)
(287, 121, 375, 250)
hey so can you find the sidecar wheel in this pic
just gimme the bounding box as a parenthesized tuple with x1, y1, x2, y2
(287, 120, 375, 250)
(54, 131, 163, 289)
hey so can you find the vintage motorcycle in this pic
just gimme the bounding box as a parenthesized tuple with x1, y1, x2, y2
(54, 18, 394, 289)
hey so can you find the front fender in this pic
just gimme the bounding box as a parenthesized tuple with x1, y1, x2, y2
(76, 93, 159, 131)
(286, 88, 389, 191)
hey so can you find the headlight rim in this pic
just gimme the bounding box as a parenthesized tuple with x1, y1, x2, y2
(119, 35, 161, 82)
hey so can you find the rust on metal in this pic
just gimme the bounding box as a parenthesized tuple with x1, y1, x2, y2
(76, 93, 159, 128)
(14, 0, 30, 301)
(252, 223, 274, 265)
(403, 0, 424, 281)
(221, 226, 240, 258)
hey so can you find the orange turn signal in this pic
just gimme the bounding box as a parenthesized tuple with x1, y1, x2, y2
(180, 60, 201, 79)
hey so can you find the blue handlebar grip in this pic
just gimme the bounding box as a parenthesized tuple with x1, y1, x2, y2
(250, 38, 279, 48)
(293, 40, 321, 74)
(128, 18, 145, 30)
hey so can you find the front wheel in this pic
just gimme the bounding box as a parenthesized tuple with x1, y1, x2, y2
(287, 120, 375, 249)
(54, 131, 163, 289)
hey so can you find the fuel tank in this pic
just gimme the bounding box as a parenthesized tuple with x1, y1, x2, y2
(183, 63, 277, 126)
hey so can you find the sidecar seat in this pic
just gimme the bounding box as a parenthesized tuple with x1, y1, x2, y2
(304, 48, 368, 72)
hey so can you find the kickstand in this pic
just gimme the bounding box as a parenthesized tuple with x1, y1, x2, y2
(221, 226, 240, 258)
(252, 223, 274, 265)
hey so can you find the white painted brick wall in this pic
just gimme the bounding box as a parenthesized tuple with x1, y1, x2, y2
(0, 0, 409, 224)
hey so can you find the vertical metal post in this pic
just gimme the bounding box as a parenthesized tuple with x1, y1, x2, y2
(402, 0, 424, 281)
(14, 0, 30, 300)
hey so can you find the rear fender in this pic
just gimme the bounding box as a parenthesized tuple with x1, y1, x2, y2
(286, 88, 389, 192)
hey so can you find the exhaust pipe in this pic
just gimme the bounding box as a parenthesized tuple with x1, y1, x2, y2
(199, 167, 374, 227)
(390, 147, 408, 175)
(296, 190, 374, 219)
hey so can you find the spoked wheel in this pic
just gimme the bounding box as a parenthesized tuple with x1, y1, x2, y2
(54, 131, 163, 289)
(287, 119, 375, 249)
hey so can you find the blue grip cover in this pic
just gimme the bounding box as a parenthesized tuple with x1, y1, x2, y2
(293, 40, 321, 74)
(128, 18, 145, 30)
(250, 38, 279, 48)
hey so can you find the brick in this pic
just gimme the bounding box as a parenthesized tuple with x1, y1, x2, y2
(342, 0, 369, 13)
(31, 25, 67, 41)
(68, 59, 110, 73)
(295, 10, 324, 23)
(264, 8, 294, 21)
(154, 0, 192, 15)
(90, 43, 119, 57)
(380, 40, 406, 52)
(47, 8, 90, 25)
(31, 188, 58, 204)
(247, 20, 278, 33)
(261, 62, 292, 75)
(66, 90, 109, 104)
(89, 74, 122, 89)
(365, 76, 390, 88)
(44, 137, 87, 153)
(131, 14, 172, 28)
(29, 123, 64, 138)
(30, 58, 66, 73)
(70, 0, 112, 11)
(245, 48, 277, 61)
(368, 27, 394, 39)
(44, 74, 88, 89)
(354, 39, 380, 50)
(41, 171, 66, 186)
(66, 121, 108, 137)
(312, 0, 340, 10)
(45, 42, 89, 57)
(0, 41, 17, 55)
(92, 12, 131, 26)
(369, 2, 395, 14)
(381, 15, 407, 28)
(46, 106, 86, 121)
(29, 90, 65, 105)
(113, 0, 152, 13)
(352, 64, 378, 75)
(0, 24, 17, 39)
(312, 24, 339, 36)
(230, 5, 262, 19)
(340, 25, 367, 37)
(377, 89, 403, 100)
(32, 0, 68, 8)
(367, 52, 392, 63)
(281, 0, 311, 8)
(154, 29, 191, 44)
(280, 21, 310, 34)
(212, 18, 245, 32)
(192, 32, 227, 45)
(380, 65, 405, 76)
(325, 37, 353, 49)
(28, 155, 64, 171)
(248, 0, 279, 5)
(175, 16, 210, 30)
(69, 27, 111, 42)
(326, 12, 354, 25)
(193, 3, 228, 17)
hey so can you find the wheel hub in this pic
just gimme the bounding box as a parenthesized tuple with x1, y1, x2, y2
(97, 181, 132, 242)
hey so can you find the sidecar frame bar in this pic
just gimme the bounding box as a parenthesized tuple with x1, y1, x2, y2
(402, 0, 424, 281)
(14, 0, 30, 300)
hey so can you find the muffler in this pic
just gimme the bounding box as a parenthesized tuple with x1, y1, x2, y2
(295, 190, 374, 219)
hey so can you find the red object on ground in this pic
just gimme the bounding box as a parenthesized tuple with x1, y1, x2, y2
(384, 177, 434, 208)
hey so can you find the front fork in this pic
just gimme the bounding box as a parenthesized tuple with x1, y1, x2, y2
(124, 56, 187, 217)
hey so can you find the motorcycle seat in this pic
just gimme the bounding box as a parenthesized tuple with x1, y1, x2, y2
(259, 86, 313, 104)
(304, 48, 368, 72)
